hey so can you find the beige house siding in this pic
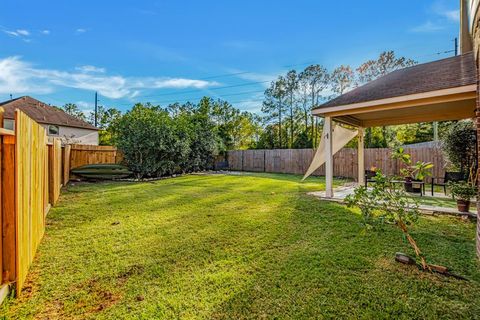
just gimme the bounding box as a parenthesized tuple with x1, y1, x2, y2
(3, 119, 99, 145)
(41, 124, 99, 145)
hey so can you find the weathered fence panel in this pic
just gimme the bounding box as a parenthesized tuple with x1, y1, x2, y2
(15, 110, 49, 294)
(227, 147, 446, 180)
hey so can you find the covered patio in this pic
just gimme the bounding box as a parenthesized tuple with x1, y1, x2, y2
(311, 52, 477, 198)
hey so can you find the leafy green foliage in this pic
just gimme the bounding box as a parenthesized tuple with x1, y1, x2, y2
(346, 172, 420, 229)
(113, 103, 189, 178)
(442, 120, 477, 173)
(61, 103, 87, 121)
(346, 172, 430, 269)
(448, 181, 477, 201)
(392, 147, 433, 180)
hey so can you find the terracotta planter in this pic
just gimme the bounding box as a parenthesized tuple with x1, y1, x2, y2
(456, 199, 471, 213)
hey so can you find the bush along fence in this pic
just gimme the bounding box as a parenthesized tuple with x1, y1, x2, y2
(0, 108, 122, 303)
(226, 147, 446, 180)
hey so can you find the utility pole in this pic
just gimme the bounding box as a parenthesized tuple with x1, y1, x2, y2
(94, 91, 98, 127)
(454, 37, 458, 56)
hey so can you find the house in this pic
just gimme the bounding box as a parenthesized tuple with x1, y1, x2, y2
(309, 0, 480, 258)
(0, 96, 99, 145)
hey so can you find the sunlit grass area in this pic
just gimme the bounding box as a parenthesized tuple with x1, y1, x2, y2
(1, 173, 479, 319)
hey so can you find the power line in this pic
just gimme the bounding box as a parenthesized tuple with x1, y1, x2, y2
(139, 89, 266, 105)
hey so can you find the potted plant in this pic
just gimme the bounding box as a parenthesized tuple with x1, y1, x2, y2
(448, 181, 476, 212)
(392, 148, 433, 193)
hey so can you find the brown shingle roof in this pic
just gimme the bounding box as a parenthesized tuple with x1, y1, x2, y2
(316, 52, 477, 110)
(0, 96, 99, 130)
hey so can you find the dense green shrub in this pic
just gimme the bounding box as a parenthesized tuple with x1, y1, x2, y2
(442, 120, 477, 174)
(112, 104, 188, 178)
(112, 102, 219, 178)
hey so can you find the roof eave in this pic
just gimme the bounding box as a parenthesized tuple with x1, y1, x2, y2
(312, 84, 477, 117)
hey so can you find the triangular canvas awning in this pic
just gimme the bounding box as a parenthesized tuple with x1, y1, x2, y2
(302, 124, 358, 180)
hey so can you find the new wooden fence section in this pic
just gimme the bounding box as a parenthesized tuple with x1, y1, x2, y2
(69, 144, 122, 169)
(0, 107, 122, 300)
(0, 109, 73, 299)
(226, 147, 446, 180)
(14, 110, 50, 294)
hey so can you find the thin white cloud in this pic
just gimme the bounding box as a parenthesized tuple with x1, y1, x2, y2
(75, 65, 106, 73)
(0, 56, 53, 94)
(432, 1, 460, 22)
(3, 29, 28, 37)
(0, 56, 219, 99)
(41, 30, 50, 35)
(440, 9, 460, 22)
(410, 21, 444, 33)
(16, 29, 29, 36)
(76, 28, 87, 34)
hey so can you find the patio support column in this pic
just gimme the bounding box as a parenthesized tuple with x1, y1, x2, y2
(325, 116, 334, 198)
(357, 127, 365, 186)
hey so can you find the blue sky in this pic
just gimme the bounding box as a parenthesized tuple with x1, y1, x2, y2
(0, 0, 460, 114)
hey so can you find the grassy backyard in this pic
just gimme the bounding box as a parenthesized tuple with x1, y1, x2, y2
(1, 173, 479, 319)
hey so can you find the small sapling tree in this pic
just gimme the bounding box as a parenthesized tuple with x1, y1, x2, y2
(345, 172, 430, 270)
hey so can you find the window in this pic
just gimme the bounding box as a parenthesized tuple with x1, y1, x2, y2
(4, 119, 14, 130)
(48, 125, 60, 135)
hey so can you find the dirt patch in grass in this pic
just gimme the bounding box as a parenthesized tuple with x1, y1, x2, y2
(117, 264, 145, 285)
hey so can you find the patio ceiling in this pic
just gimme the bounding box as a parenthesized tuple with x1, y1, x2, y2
(312, 52, 477, 127)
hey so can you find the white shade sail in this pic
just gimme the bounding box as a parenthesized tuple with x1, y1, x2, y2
(302, 124, 358, 181)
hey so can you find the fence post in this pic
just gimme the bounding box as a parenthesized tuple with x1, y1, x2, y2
(241, 150, 244, 171)
(263, 150, 266, 172)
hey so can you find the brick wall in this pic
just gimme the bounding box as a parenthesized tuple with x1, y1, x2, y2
(477, 82, 480, 257)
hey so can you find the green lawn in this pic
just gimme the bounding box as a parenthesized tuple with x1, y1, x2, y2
(1, 173, 479, 319)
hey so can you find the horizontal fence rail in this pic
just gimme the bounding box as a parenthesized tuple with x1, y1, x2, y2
(226, 147, 446, 180)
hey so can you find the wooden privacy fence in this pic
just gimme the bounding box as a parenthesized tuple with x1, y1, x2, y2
(226, 147, 446, 180)
(0, 107, 122, 301)
(69, 144, 123, 170)
(0, 109, 59, 297)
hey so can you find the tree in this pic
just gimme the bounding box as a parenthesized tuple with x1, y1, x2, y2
(284, 70, 299, 148)
(356, 51, 416, 84)
(442, 120, 477, 174)
(356, 51, 417, 147)
(298, 65, 329, 146)
(262, 77, 287, 148)
(346, 172, 429, 270)
(112, 103, 189, 178)
(89, 106, 122, 145)
(210, 100, 261, 150)
(330, 65, 354, 96)
(61, 103, 86, 121)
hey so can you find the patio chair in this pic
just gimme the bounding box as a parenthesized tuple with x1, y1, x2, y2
(364, 170, 377, 187)
(430, 172, 466, 196)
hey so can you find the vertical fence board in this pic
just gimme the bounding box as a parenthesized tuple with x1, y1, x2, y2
(62, 145, 71, 185)
(2, 135, 15, 283)
(48, 139, 62, 206)
(14, 110, 48, 295)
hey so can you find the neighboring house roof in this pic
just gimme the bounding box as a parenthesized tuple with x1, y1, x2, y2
(315, 52, 476, 110)
(0, 96, 99, 130)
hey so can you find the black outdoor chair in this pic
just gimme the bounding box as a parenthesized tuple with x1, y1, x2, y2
(431, 172, 466, 196)
(364, 170, 377, 187)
